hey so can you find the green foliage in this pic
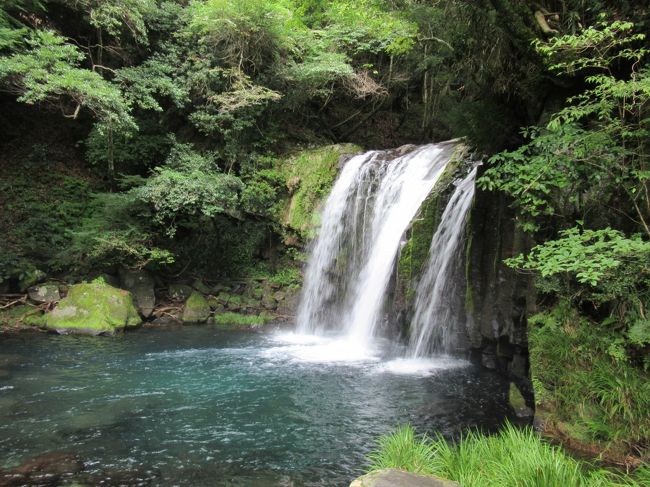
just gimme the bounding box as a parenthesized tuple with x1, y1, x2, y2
(0, 155, 93, 284)
(115, 57, 188, 111)
(535, 20, 647, 73)
(368, 424, 436, 475)
(212, 311, 270, 327)
(267, 266, 301, 288)
(507, 227, 650, 287)
(62, 0, 157, 43)
(63, 192, 174, 273)
(369, 423, 646, 486)
(241, 178, 279, 217)
(134, 144, 245, 234)
(0, 29, 135, 132)
(529, 304, 650, 449)
(480, 22, 650, 442)
(480, 20, 649, 232)
(85, 122, 175, 172)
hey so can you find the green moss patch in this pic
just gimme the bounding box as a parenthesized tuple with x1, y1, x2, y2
(212, 312, 273, 327)
(0, 304, 45, 328)
(45, 278, 141, 335)
(279, 144, 362, 239)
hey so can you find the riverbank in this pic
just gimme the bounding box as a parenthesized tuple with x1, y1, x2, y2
(365, 423, 650, 487)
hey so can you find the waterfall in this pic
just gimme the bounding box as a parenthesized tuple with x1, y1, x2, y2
(407, 167, 477, 357)
(296, 141, 459, 352)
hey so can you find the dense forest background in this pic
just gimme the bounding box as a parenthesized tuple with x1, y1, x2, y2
(1, 0, 649, 465)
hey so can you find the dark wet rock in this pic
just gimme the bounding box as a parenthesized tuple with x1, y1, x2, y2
(0, 451, 84, 487)
(168, 284, 193, 302)
(119, 268, 156, 318)
(508, 352, 528, 379)
(27, 283, 60, 303)
(148, 315, 181, 326)
(99, 273, 121, 288)
(349, 469, 459, 487)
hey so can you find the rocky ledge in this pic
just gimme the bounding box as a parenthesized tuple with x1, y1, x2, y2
(350, 469, 459, 487)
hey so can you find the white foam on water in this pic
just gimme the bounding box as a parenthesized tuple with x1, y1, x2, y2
(264, 332, 379, 365)
(377, 357, 469, 376)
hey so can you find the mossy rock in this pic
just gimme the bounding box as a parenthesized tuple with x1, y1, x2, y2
(224, 294, 243, 311)
(279, 144, 362, 239)
(45, 278, 141, 336)
(27, 283, 60, 303)
(182, 292, 211, 323)
(251, 286, 264, 299)
(509, 382, 533, 418)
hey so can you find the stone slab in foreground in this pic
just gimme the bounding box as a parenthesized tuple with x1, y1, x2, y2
(350, 469, 459, 487)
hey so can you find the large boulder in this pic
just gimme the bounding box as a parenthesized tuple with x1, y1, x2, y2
(182, 292, 211, 323)
(119, 268, 156, 317)
(28, 283, 60, 303)
(46, 279, 141, 335)
(350, 469, 459, 487)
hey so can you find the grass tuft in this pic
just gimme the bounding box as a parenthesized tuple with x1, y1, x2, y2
(212, 312, 271, 327)
(369, 423, 647, 487)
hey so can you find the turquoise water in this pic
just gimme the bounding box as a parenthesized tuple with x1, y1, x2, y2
(0, 326, 511, 486)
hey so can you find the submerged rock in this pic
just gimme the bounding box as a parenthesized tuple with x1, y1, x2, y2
(45, 279, 141, 335)
(0, 451, 83, 487)
(349, 469, 459, 487)
(182, 292, 211, 323)
(509, 382, 533, 418)
(119, 268, 156, 317)
(27, 283, 60, 303)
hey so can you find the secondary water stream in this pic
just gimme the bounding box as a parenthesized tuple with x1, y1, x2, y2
(407, 167, 477, 357)
(0, 327, 511, 486)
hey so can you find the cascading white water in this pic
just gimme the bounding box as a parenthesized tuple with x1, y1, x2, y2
(407, 167, 477, 357)
(296, 142, 459, 353)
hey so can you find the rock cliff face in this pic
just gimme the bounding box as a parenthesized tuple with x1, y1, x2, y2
(389, 164, 534, 384)
(464, 171, 536, 380)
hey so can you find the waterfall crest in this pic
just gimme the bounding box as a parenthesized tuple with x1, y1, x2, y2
(296, 142, 459, 352)
(407, 167, 477, 357)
